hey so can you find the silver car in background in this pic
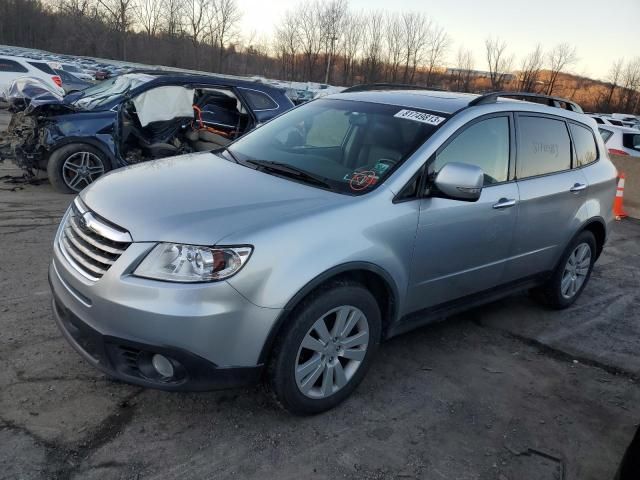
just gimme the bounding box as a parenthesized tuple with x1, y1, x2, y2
(49, 88, 617, 414)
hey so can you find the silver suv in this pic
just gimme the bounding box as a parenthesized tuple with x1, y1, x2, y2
(49, 89, 617, 414)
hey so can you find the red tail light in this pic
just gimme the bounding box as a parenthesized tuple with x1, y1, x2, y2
(608, 148, 629, 156)
(52, 75, 62, 87)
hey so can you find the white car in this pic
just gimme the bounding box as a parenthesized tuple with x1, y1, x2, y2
(598, 125, 640, 157)
(589, 114, 627, 127)
(0, 55, 65, 97)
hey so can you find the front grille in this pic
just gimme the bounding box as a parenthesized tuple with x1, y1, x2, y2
(59, 198, 131, 281)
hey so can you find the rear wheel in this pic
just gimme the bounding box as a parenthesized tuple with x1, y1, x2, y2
(267, 283, 381, 415)
(532, 230, 596, 309)
(47, 144, 108, 194)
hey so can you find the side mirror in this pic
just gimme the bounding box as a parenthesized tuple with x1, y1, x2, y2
(433, 162, 484, 202)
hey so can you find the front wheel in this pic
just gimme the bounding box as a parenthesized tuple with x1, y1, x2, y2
(267, 283, 381, 415)
(532, 230, 596, 309)
(47, 144, 108, 193)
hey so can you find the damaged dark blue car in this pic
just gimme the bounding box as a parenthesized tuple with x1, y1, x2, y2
(0, 72, 293, 193)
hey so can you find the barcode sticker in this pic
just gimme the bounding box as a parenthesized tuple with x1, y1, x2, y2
(394, 109, 446, 126)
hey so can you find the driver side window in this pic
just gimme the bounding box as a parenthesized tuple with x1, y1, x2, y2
(432, 116, 510, 186)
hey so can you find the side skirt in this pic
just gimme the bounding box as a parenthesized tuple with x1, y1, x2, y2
(387, 274, 549, 338)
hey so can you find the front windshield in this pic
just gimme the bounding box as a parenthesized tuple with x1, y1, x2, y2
(72, 73, 155, 110)
(228, 98, 445, 194)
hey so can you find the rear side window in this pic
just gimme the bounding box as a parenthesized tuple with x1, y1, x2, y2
(599, 128, 613, 143)
(0, 59, 28, 73)
(569, 124, 598, 167)
(239, 88, 278, 110)
(517, 116, 571, 178)
(432, 116, 510, 185)
(28, 61, 55, 74)
(622, 133, 640, 152)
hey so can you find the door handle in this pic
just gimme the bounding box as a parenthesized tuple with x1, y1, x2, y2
(492, 198, 517, 209)
(570, 183, 587, 193)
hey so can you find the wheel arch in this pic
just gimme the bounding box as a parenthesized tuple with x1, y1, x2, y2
(257, 262, 400, 365)
(580, 216, 607, 259)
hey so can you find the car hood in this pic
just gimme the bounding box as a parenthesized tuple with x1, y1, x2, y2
(81, 152, 344, 245)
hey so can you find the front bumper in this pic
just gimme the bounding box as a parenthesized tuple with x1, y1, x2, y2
(50, 290, 262, 390)
(49, 235, 282, 391)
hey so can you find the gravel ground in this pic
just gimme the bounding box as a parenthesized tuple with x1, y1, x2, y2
(1, 111, 639, 480)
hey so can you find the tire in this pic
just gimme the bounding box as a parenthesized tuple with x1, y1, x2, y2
(47, 144, 109, 194)
(267, 282, 381, 415)
(532, 230, 597, 309)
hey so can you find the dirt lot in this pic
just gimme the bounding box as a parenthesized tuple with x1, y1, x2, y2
(1, 110, 639, 480)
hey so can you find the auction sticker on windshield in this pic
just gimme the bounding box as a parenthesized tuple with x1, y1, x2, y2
(394, 109, 446, 126)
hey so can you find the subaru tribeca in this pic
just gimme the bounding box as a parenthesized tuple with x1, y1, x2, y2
(49, 89, 617, 414)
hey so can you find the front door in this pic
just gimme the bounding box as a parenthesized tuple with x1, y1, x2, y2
(406, 114, 519, 313)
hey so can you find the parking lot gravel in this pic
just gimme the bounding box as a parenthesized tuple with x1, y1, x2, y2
(1, 109, 639, 479)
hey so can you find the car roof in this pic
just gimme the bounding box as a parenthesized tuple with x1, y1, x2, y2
(330, 90, 479, 115)
(139, 72, 287, 94)
(329, 89, 588, 120)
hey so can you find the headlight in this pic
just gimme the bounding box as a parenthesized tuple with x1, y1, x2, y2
(134, 244, 252, 282)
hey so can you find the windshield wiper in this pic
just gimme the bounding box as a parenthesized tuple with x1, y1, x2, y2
(245, 159, 333, 190)
(215, 146, 240, 163)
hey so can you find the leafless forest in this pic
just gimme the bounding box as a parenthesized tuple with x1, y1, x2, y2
(1, 0, 639, 113)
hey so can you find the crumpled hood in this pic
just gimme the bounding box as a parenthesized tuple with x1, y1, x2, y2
(81, 152, 343, 245)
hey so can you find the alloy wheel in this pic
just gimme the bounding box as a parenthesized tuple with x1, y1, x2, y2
(561, 242, 592, 299)
(62, 151, 105, 192)
(295, 305, 370, 399)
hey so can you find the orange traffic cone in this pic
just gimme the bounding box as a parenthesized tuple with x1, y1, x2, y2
(614, 173, 628, 220)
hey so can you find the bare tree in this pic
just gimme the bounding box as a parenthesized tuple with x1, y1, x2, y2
(298, 0, 323, 81)
(485, 36, 514, 90)
(384, 12, 404, 83)
(602, 58, 624, 111)
(185, 0, 210, 68)
(339, 11, 364, 85)
(546, 43, 578, 95)
(96, 0, 136, 59)
(136, 0, 165, 39)
(318, 0, 347, 83)
(454, 46, 474, 92)
(214, 0, 242, 72)
(273, 11, 300, 80)
(424, 23, 448, 86)
(519, 44, 544, 92)
(401, 12, 429, 84)
(161, 0, 185, 37)
(362, 11, 384, 83)
(620, 57, 640, 113)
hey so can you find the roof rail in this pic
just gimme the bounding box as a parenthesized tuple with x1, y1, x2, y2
(469, 91, 584, 113)
(342, 83, 445, 93)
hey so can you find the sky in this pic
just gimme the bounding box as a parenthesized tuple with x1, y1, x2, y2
(236, 0, 640, 81)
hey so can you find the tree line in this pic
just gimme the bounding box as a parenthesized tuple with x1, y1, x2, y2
(0, 0, 638, 113)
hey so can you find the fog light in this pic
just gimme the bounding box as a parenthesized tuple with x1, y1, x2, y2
(151, 354, 174, 378)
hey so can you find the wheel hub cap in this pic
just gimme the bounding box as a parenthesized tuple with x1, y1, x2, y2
(295, 305, 370, 399)
(561, 242, 592, 299)
(62, 151, 105, 192)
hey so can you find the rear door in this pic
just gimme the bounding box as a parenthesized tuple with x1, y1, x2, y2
(503, 114, 589, 282)
(406, 114, 519, 312)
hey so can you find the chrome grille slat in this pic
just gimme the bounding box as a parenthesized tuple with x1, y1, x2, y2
(59, 201, 131, 281)
(67, 215, 126, 254)
(61, 236, 108, 276)
(64, 228, 116, 265)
